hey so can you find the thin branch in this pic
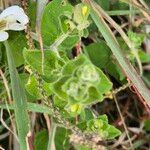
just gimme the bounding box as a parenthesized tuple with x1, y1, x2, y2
(113, 94, 133, 150)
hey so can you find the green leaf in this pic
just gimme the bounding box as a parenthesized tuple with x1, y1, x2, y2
(85, 41, 125, 81)
(23, 49, 64, 82)
(52, 76, 69, 101)
(94, 0, 110, 10)
(86, 115, 121, 139)
(26, 75, 41, 99)
(85, 42, 111, 68)
(25, 75, 52, 99)
(23, 49, 56, 74)
(19, 73, 38, 101)
(98, 115, 108, 123)
(106, 125, 121, 139)
(74, 145, 90, 150)
(4, 41, 29, 149)
(52, 54, 112, 116)
(41, 0, 73, 46)
(8, 32, 27, 67)
(128, 31, 144, 49)
(95, 68, 112, 94)
(111, 0, 129, 10)
(106, 61, 125, 81)
(144, 119, 150, 132)
(0, 43, 2, 63)
(62, 54, 112, 96)
(138, 50, 150, 63)
(19, 73, 42, 102)
(62, 54, 90, 75)
(62, 77, 89, 101)
(27, 1, 37, 30)
(34, 129, 48, 150)
(80, 108, 94, 121)
(41, 0, 91, 50)
(144, 0, 150, 4)
(53, 95, 67, 108)
(55, 127, 70, 150)
(60, 35, 80, 50)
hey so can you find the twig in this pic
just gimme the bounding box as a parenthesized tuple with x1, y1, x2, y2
(0, 69, 11, 103)
(0, 109, 18, 141)
(113, 94, 134, 150)
(0, 131, 10, 140)
(123, 0, 150, 22)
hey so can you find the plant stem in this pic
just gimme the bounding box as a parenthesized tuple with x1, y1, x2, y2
(106, 10, 140, 16)
(36, 0, 48, 74)
(47, 123, 57, 150)
(50, 31, 70, 56)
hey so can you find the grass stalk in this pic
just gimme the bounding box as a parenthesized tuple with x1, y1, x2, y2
(47, 123, 57, 150)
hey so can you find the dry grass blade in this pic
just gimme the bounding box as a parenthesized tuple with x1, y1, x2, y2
(113, 94, 133, 150)
(123, 0, 150, 22)
(93, 4, 143, 75)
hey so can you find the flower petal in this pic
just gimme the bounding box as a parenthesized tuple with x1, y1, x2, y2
(0, 6, 29, 25)
(0, 31, 9, 42)
(8, 23, 26, 30)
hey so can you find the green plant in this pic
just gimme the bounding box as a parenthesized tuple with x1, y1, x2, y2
(1, 0, 150, 150)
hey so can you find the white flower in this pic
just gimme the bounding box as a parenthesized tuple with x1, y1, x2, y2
(0, 6, 29, 42)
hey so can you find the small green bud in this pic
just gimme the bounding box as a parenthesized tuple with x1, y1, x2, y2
(76, 64, 100, 83)
(65, 103, 83, 116)
(70, 104, 81, 113)
(73, 3, 90, 25)
(87, 119, 103, 132)
(66, 82, 79, 98)
(82, 6, 88, 16)
(64, 20, 76, 31)
(65, 78, 88, 100)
